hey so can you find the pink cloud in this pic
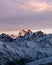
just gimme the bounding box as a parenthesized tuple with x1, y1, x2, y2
(18, 0, 52, 12)
(0, 0, 52, 18)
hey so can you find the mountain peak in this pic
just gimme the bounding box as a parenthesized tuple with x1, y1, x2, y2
(18, 29, 32, 36)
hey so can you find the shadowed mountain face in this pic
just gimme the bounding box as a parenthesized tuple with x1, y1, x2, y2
(0, 30, 52, 65)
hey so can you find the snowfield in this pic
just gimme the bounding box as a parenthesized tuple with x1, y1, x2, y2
(0, 30, 52, 65)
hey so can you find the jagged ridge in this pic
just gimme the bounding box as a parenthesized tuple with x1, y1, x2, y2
(0, 30, 52, 65)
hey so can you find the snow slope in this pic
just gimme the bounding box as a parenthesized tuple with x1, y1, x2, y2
(0, 30, 52, 65)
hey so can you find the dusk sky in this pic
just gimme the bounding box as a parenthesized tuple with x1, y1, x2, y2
(0, 0, 52, 34)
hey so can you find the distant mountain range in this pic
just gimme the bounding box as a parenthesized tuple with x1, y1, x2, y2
(0, 30, 52, 65)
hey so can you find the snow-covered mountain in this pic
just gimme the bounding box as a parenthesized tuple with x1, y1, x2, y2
(0, 30, 52, 65)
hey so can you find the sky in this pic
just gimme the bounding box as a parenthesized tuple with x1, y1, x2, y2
(0, 0, 52, 34)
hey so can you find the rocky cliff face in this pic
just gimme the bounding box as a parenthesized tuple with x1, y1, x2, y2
(0, 30, 52, 65)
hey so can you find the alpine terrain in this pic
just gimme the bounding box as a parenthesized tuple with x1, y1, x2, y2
(0, 30, 52, 65)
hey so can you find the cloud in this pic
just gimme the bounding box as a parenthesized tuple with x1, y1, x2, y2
(0, 0, 52, 31)
(26, 1, 52, 12)
(0, 0, 52, 18)
(11, 0, 52, 13)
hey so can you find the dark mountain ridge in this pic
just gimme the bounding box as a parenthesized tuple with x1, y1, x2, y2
(0, 30, 52, 65)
